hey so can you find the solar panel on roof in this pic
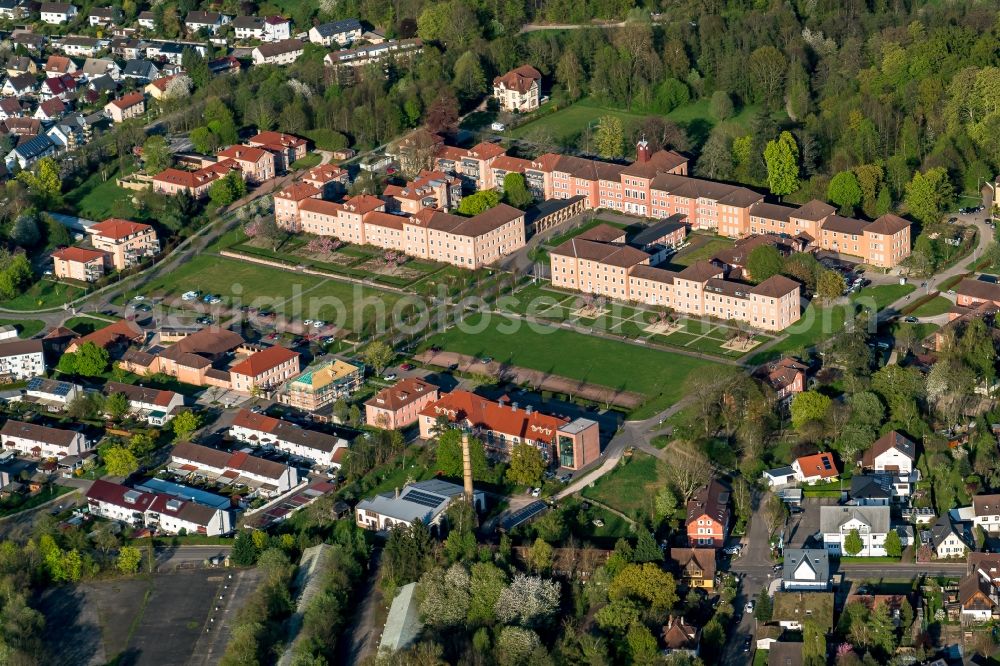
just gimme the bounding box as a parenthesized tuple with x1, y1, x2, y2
(822, 458, 832, 470)
(403, 489, 445, 509)
(26, 377, 42, 390)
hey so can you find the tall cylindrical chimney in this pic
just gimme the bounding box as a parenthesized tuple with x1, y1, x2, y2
(461, 432, 474, 505)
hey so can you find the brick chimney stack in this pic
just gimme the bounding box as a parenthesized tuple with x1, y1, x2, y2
(462, 432, 474, 504)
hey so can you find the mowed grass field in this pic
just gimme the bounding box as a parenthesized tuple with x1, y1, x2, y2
(423, 312, 723, 417)
(581, 452, 665, 516)
(509, 98, 762, 145)
(143, 255, 407, 333)
(0, 280, 86, 311)
(0, 319, 45, 338)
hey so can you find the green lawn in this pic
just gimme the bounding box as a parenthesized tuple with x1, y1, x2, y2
(0, 319, 45, 338)
(0, 280, 86, 311)
(910, 296, 953, 317)
(142, 255, 406, 333)
(290, 153, 322, 170)
(668, 236, 734, 268)
(422, 312, 723, 417)
(64, 167, 138, 220)
(509, 97, 761, 146)
(750, 284, 916, 364)
(64, 315, 113, 335)
(544, 218, 628, 248)
(581, 452, 664, 516)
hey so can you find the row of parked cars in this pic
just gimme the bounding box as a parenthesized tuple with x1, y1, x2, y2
(181, 290, 222, 304)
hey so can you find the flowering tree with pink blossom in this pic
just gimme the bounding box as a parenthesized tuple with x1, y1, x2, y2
(307, 236, 344, 254)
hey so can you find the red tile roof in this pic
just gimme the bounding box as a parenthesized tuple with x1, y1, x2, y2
(230, 345, 298, 378)
(91, 218, 152, 240)
(366, 377, 438, 411)
(275, 182, 320, 201)
(108, 91, 144, 110)
(795, 452, 838, 479)
(419, 390, 568, 444)
(249, 130, 306, 150)
(231, 408, 281, 433)
(52, 246, 106, 263)
(217, 145, 271, 164)
(70, 318, 144, 351)
(342, 194, 384, 215)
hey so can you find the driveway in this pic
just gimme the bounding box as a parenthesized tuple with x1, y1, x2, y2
(784, 497, 837, 549)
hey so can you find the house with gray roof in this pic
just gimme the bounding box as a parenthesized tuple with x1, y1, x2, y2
(782, 548, 830, 591)
(928, 515, 972, 559)
(308, 18, 362, 47)
(820, 505, 891, 557)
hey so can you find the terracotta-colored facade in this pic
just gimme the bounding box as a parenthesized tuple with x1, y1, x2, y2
(216, 145, 276, 183)
(365, 377, 439, 430)
(52, 246, 107, 282)
(686, 480, 730, 548)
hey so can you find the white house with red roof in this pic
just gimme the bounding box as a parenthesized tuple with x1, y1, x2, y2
(85, 479, 232, 535)
(791, 452, 839, 485)
(493, 65, 542, 112)
(229, 409, 348, 467)
(263, 15, 291, 42)
(1, 420, 90, 459)
(229, 345, 300, 394)
(169, 441, 298, 496)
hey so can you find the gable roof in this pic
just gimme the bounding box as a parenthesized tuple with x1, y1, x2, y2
(782, 548, 829, 584)
(104, 380, 179, 407)
(107, 92, 144, 110)
(819, 504, 890, 534)
(0, 419, 80, 446)
(493, 64, 541, 94)
(419, 390, 568, 444)
(70, 318, 144, 351)
(311, 18, 362, 37)
(974, 494, 1000, 518)
(0, 339, 43, 358)
(862, 430, 916, 467)
(669, 547, 716, 579)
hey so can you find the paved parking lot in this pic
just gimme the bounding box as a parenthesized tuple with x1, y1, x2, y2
(784, 496, 838, 548)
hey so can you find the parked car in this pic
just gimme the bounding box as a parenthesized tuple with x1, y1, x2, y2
(743, 638, 752, 653)
(745, 600, 755, 614)
(400, 363, 414, 371)
(182, 291, 199, 301)
(313, 321, 325, 328)
(559, 473, 573, 483)
(383, 373, 397, 381)
(480, 356, 493, 364)
(904, 316, 918, 323)
(592, 518, 605, 527)
(723, 544, 742, 555)
(530, 487, 541, 498)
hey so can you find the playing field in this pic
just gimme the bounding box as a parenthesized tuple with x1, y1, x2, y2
(143, 255, 408, 334)
(423, 312, 723, 417)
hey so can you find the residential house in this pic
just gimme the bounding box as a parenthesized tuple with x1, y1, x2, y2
(52, 246, 107, 282)
(771, 592, 835, 631)
(169, 441, 298, 497)
(88, 218, 159, 270)
(929, 515, 972, 559)
(10, 31, 45, 52)
(661, 616, 700, 656)
(3, 73, 38, 97)
(247, 130, 307, 171)
(185, 11, 230, 35)
(782, 548, 831, 591)
(137, 11, 155, 29)
(848, 475, 893, 506)
(57, 36, 102, 58)
(863, 430, 916, 473)
(232, 16, 265, 40)
(0, 420, 89, 458)
(86, 479, 232, 536)
(145, 74, 179, 100)
(104, 92, 145, 123)
(0, 339, 45, 381)
(39, 74, 77, 101)
(302, 163, 349, 198)
(820, 505, 891, 556)
(251, 39, 304, 66)
(686, 480, 730, 548)
(279, 358, 365, 413)
(109, 37, 142, 60)
(959, 571, 998, 623)
(103, 381, 184, 426)
(43, 55, 76, 77)
(0, 0, 27, 19)
(152, 161, 236, 198)
(954, 278, 1000, 309)
(755, 357, 808, 402)
(88, 6, 121, 26)
(5, 56, 36, 77)
(23, 376, 82, 410)
(493, 65, 542, 112)
(40, 2, 77, 23)
(323, 38, 423, 72)
(365, 378, 439, 430)
(34, 98, 66, 122)
(215, 145, 275, 183)
(417, 390, 600, 469)
(80, 57, 120, 81)
(118, 326, 246, 388)
(791, 452, 838, 484)
(355, 478, 484, 531)
(308, 18, 363, 47)
(229, 345, 300, 394)
(262, 16, 291, 42)
(122, 59, 159, 82)
(669, 547, 716, 589)
(0, 98, 23, 120)
(973, 494, 1000, 533)
(5, 134, 55, 169)
(229, 409, 348, 468)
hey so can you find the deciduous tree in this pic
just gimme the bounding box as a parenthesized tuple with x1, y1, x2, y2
(764, 131, 800, 197)
(506, 443, 545, 487)
(746, 245, 784, 283)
